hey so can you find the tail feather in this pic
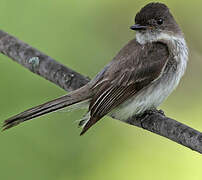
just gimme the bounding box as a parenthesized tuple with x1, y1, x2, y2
(3, 85, 91, 131)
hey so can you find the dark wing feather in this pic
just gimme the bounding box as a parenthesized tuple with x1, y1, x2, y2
(80, 40, 169, 135)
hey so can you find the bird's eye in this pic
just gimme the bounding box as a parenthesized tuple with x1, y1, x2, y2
(157, 18, 163, 25)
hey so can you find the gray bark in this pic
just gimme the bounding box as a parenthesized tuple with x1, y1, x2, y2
(0, 30, 201, 154)
(0, 30, 89, 91)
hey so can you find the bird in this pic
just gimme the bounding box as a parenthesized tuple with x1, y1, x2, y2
(3, 2, 188, 135)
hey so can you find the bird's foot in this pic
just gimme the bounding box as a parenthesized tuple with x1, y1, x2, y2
(136, 109, 165, 129)
(145, 108, 165, 116)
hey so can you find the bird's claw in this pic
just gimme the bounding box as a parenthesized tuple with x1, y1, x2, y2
(136, 109, 165, 129)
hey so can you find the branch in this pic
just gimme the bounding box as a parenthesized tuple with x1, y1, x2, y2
(1, 30, 201, 154)
(0, 30, 89, 91)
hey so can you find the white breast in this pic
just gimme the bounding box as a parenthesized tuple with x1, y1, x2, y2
(110, 33, 189, 121)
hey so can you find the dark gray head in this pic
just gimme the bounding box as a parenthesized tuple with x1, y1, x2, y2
(131, 3, 182, 39)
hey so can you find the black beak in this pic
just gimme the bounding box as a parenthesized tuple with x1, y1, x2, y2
(130, 24, 147, 31)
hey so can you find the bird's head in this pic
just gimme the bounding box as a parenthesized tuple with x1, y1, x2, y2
(131, 3, 182, 44)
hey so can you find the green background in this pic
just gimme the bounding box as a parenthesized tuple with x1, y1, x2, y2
(0, 0, 202, 179)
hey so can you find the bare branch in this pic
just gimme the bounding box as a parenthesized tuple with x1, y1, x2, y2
(0, 30, 201, 154)
(0, 30, 90, 91)
(126, 110, 202, 153)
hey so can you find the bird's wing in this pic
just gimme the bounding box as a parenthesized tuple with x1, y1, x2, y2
(80, 40, 169, 135)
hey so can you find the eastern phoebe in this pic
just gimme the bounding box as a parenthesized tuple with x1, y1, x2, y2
(3, 3, 188, 135)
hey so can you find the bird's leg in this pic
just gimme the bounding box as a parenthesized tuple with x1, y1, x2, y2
(136, 108, 165, 129)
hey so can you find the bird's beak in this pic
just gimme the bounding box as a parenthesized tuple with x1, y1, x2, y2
(130, 24, 147, 31)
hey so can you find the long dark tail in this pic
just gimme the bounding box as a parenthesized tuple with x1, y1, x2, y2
(3, 85, 91, 131)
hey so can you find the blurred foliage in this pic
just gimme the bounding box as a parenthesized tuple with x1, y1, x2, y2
(0, 0, 202, 180)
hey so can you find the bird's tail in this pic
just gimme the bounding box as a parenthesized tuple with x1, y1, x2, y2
(2, 85, 91, 131)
